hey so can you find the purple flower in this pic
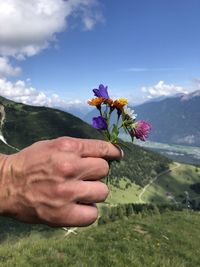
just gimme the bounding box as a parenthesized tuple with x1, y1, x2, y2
(131, 120, 151, 141)
(92, 116, 108, 130)
(93, 84, 109, 99)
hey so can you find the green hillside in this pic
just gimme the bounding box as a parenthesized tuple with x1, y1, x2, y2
(0, 211, 200, 267)
(0, 96, 101, 150)
(141, 163, 200, 203)
(108, 163, 200, 208)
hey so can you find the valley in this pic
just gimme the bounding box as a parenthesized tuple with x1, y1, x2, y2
(137, 140, 200, 166)
(120, 133, 200, 165)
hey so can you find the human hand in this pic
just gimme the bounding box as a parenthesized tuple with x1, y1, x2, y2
(0, 137, 122, 227)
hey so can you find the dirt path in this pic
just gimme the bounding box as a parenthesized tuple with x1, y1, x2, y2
(138, 162, 181, 203)
(0, 105, 19, 151)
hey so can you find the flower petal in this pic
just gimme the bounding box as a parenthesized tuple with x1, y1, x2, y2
(92, 116, 108, 130)
(93, 84, 109, 99)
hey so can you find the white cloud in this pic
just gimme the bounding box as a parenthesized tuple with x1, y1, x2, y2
(0, 0, 102, 109)
(0, 78, 86, 110)
(141, 81, 188, 98)
(0, 57, 21, 77)
(0, 0, 102, 58)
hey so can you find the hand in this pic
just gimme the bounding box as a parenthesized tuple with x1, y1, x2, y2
(0, 137, 122, 227)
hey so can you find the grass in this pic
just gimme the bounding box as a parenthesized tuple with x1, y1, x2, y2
(142, 163, 200, 204)
(0, 211, 200, 266)
(107, 177, 142, 204)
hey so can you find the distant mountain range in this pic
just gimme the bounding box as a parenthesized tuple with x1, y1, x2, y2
(134, 90, 200, 146)
(57, 105, 90, 120)
(0, 95, 171, 187)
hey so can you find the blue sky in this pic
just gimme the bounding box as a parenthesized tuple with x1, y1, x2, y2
(0, 0, 200, 107)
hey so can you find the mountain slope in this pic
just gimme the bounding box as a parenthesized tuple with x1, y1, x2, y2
(0, 211, 200, 267)
(134, 90, 200, 146)
(0, 95, 172, 187)
(0, 96, 101, 150)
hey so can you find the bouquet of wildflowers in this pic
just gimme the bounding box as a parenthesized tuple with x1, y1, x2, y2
(88, 84, 151, 144)
(88, 84, 151, 184)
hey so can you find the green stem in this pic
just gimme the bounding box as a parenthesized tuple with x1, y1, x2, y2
(99, 109, 103, 117)
(106, 106, 114, 141)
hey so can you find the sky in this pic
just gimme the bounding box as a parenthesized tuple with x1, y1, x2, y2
(0, 0, 200, 109)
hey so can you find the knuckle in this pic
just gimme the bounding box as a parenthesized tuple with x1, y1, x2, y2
(55, 182, 75, 200)
(97, 141, 109, 157)
(53, 137, 78, 152)
(36, 207, 52, 222)
(57, 161, 77, 177)
(54, 183, 65, 197)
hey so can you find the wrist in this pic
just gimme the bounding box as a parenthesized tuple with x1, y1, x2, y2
(0, 154, 15, 216)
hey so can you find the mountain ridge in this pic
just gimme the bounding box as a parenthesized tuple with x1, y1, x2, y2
(134, 90, 200, 146)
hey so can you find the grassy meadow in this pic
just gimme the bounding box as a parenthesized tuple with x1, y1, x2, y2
(0, 211, 200, 267)
(140, 163, 200, 204)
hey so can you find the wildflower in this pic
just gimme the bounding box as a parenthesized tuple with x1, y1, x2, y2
(131, 120, 151, 141)
(93, 84, 109, 99)
(92, 116, 107, 130)
(124, 107, 137, 120)
(113, 98, 128, 110)
(88, 97, 105, 107)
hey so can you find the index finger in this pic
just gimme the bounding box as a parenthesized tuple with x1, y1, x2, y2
(56, 137, 123, 160)
(79, 139, 123, 160)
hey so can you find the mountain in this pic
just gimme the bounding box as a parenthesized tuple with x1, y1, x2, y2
(143, 93, 185, 103)
(57, 105, 91, 120)
(134, 90, 200, 146)
(0, 95, 101, 152)
(0, 95, 172, 187)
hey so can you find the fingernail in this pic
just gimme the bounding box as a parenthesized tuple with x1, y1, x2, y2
(114, 144, 124, 159)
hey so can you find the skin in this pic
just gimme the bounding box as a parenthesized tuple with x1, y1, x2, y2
(0, 137, 122, 227)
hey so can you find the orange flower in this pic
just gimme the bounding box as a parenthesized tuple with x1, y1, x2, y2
(113, 98, 128, 109)
(88, 97, 105, 106)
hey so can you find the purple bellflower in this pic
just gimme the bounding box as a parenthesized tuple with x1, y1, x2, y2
(93, 84, 109, 99)
(92, 116, 108, 130)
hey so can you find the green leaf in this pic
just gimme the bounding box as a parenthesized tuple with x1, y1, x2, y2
(110, 124, 119, 143)
(131, 135, 134, 142)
